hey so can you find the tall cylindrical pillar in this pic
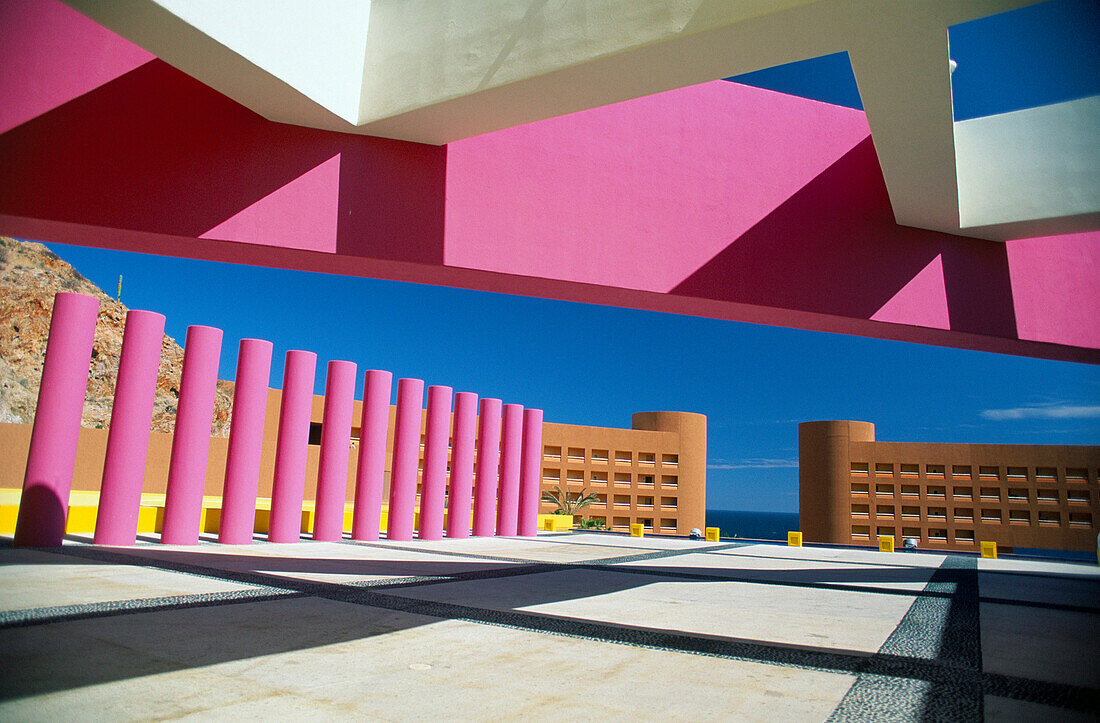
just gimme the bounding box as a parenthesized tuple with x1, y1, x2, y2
(160, 325, 223, 545)
(351, 369, 392, 541)
(386, 378, 423, 541)
(94, 309, 165, 546)
(268, 350, 317, 543)
(496, 403, 524, 536)
(14, 292, 99, 547)
(472, 398, 502, 537)
(517, 408, 544, 537)
(445, 392, 477, 538)
(218, 339, 273, 544)
(312, 360, 356, 541)
(417, 385, 452, 541)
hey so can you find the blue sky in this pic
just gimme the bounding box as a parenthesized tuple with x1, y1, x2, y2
(41, 243, 1100, 513)
(29, 0, 1100, 513)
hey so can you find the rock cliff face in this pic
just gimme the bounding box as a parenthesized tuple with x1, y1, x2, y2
(0, 236, 233, 436)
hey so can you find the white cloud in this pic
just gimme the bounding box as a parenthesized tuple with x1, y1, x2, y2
(980, 404, 1100, 421)
(708, 458, 799, 470)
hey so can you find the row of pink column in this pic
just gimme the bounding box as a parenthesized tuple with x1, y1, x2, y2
(14, 292, 544, 547)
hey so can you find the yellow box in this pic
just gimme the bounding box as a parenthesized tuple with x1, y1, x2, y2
(630, 523, 644, 537)
(705, 527, 720, 542)
(980, 541, 997, 559)
(878, 535, 895, 553)
(136, 506, 159, 534)
(787, 531, 803, 547)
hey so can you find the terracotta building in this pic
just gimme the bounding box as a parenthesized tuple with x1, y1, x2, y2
(0, 394, 706, 536)
(799, 421, 1100, 553)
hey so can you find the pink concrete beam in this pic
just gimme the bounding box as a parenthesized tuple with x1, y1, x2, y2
(472, 397, 502, 537)
(268, 350, 317, 543)
(312, 359, 356, 541)
(386, 378, 423, 541)
(160, 325, 223, 545)
(417, 384, 452, 541)
(446, 391, 477, 538)
(496, 403, 523, 536)
(14, 292, 99, 547)
(94, 309, 165, 546)
(517, 408, 544, 537)
(218, 338, 273, 544)
(351, 369, 391, 541)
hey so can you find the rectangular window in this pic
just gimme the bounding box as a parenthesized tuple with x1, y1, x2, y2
(850, 462, 869, 476)
(876, 483, 894, 496)
(852, 525, 870, 537)
(615, 450, 632, 464)
(979, 466, 999, 479)
(566, 469, 583, 483)
(1067, 490, 1090, 504)
(544, 445, 561, 460)
(590, 471, 607, 484)
(661, 497, 678, 508)
(927, 486, 946, 498)
(614, 472, 631, 485)
(981, 509, 1001, 522)
(953, 508, 974, 521)
(589, 515, 606, 525)
(902, 527, 921, 538)
(954, 529, 975, 543)
(901, 485, 920, 496)
(900, 463, 919, 477)
(1069, 512, 1093, 526)
(928, 528, 947, 540)
(926, 464, 945, 478)
(1007, 488, 1029, 502)
(1036, 489, 1058, 503)
(567, 447, 585, 462)
(901, 506, 920, 518)
(876, 526, 894, 538)
(851, 482, 869, 495)
(1009, 509, 1031, 524)
(876, 505, 895, 517)
(852, 503, 869, 516)
(1038, 511, 1060, 525)
(591, 449, 608, 462)
(661, 475, 678, 487)
(952, 465, 972, 479)
(612, 517, 630, 528)
(1007, 466, 1028, 479)
(1036, 467, 1056, 480)
(661, 518, 678, 531)
(952, 487, 973, 500)
(639, 475, 655, 486)
(980, 487, 1001, 501)
(594, 494, 607, 505)
(875, 463, 894, 477)
(662, 454, 679, 466)
(639, 452, 655, 465)
(1066, 467, 1088, 482)
(613, 495, 631, 507)
(639, 518, 654, 530)
(637, 496, 654, 508)
(542, 468, 561, 482)
(928, 507, 947, 519)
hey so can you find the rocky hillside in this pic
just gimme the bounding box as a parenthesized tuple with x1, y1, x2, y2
(0, 236, 233, 436)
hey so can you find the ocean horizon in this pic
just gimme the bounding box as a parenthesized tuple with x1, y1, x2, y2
(705, 509, 799, 541)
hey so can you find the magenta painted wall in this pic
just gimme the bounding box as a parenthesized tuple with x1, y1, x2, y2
(0, 0, 1096, 364)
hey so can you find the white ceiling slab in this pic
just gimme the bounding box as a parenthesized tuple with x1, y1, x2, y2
(61, 0, 1097, 241)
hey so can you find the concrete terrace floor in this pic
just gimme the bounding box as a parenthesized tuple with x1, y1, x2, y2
(1, 532, 1098, 722)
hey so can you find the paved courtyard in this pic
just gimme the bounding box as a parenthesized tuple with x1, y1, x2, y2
(1, 532, 1098, 721)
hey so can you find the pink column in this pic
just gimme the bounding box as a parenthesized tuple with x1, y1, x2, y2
(268, 350, 317, 543)
(472, 398, 502, 537)
(312, 360, 356, 541)
(160, 325, 223, 545)
(517, 408, 544, 536)
(93, 309, 165, 546)
(417, 385, 452, 541)
(351, 369, 391, 541)
(14, 292, 98, 547)
(496, 403, 524, 536)
(218, 338, 273, 544)
(445, 392, 477, 538)
(386, 378, 423, 541)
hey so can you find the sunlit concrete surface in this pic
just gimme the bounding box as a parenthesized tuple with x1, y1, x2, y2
(2, 533, 1098, 721)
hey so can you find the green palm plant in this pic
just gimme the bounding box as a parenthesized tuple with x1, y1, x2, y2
(541, 485, 599, 517)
